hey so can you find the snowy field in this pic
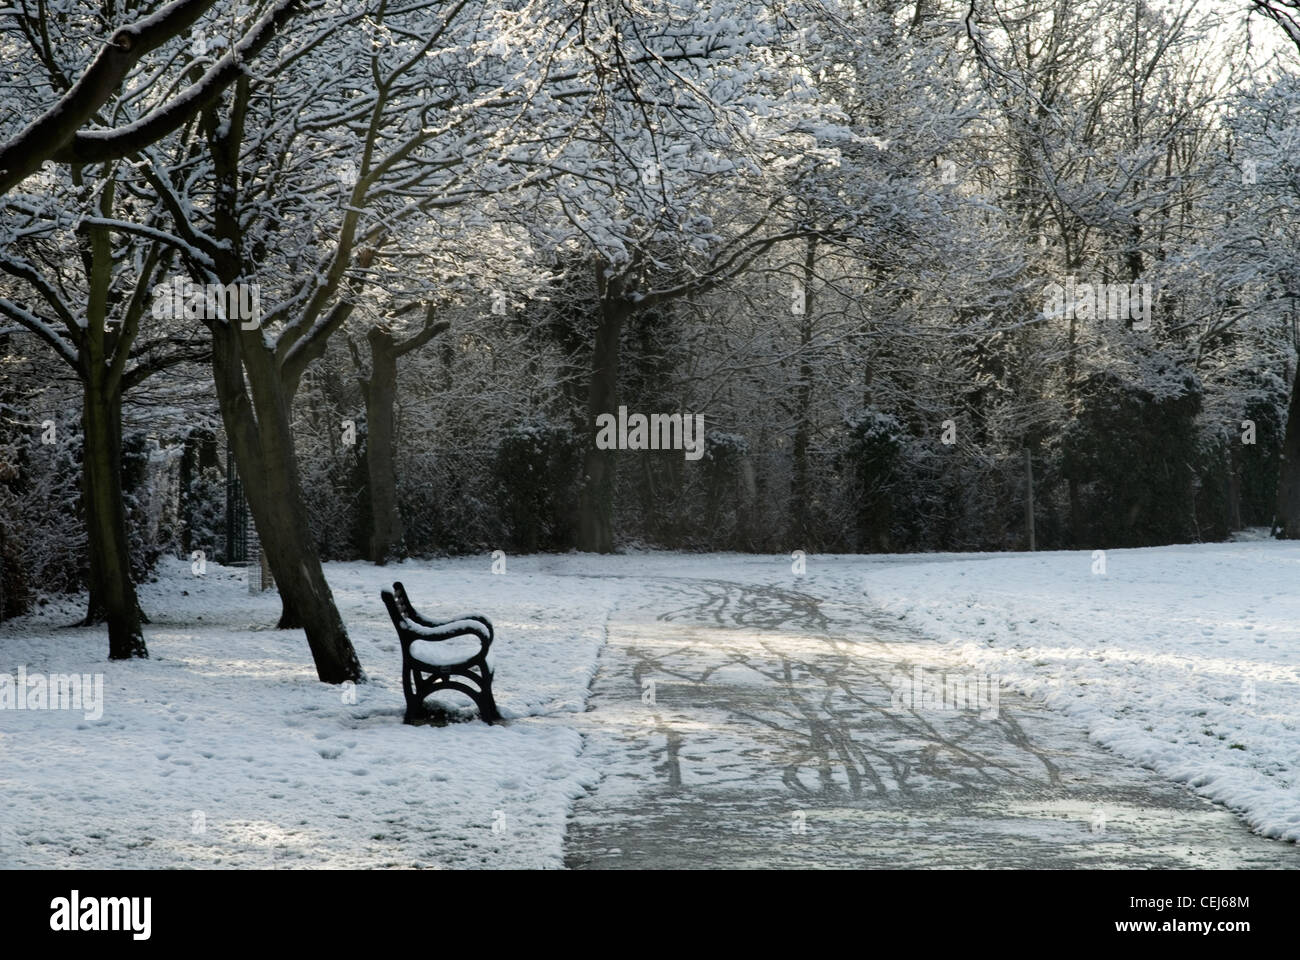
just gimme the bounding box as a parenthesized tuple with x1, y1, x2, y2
(1, 542, 1297, 869)
(857, 539, 1300, 843)
(0, 557, 623, 868)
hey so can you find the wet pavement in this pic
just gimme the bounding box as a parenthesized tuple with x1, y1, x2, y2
(563, 576, 1300, 869)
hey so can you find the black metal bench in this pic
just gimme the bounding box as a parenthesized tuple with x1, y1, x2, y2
(380, 581, 500, 723)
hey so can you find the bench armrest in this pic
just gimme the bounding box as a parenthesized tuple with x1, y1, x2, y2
(404, 617, 491, 646)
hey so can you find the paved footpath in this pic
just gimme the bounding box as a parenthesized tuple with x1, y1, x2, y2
(562, 574, 1300, 869)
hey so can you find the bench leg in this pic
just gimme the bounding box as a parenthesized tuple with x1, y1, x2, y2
(403, 704, 428, 724)
(477, 672, 501, 723)
(402, 667, 429, 724)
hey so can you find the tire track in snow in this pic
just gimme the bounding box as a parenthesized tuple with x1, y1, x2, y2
(564, 573, 1300, 869)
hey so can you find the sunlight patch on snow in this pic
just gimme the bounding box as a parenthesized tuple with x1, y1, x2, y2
(862, 541, 1300, 842)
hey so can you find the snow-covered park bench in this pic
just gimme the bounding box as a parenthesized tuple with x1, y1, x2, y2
(380, 581, 500, 724)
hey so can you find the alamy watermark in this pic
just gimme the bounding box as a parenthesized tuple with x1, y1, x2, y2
(152, 277, 260, 327)
(889, 665, 1000, 720)
(595, 406, 705, 461)
(0, 667, 103, 720)
(50, 891, 150, 940)
(1043, 277, 1151, 331)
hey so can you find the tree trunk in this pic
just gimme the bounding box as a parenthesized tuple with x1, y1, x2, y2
(81, 376, 146, 659)
(364, 327, 405, 564)
(179, 427, 218, 558)
(211, 322, 364, 683)
(788, 237, 816, 546)
(1274, 359, 1300, 537)
(74, 583, 107, 627)
(578, 295, 627, 553)
(1228, 445, 1243, 533)
(195, 78, 361, 682)
(1024, 447, 1036, 551)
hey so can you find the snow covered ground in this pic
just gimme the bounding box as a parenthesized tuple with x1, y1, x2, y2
(2, 542, 1296, 869)
(0, 556, 623, 868)
(858, 539, 1300, 843)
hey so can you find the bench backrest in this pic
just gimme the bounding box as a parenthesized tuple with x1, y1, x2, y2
(391, 582, 421, 623)
(380, 589, 412, 641)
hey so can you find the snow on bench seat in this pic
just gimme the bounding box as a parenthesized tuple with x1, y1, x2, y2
(408, 636, 485, 668)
